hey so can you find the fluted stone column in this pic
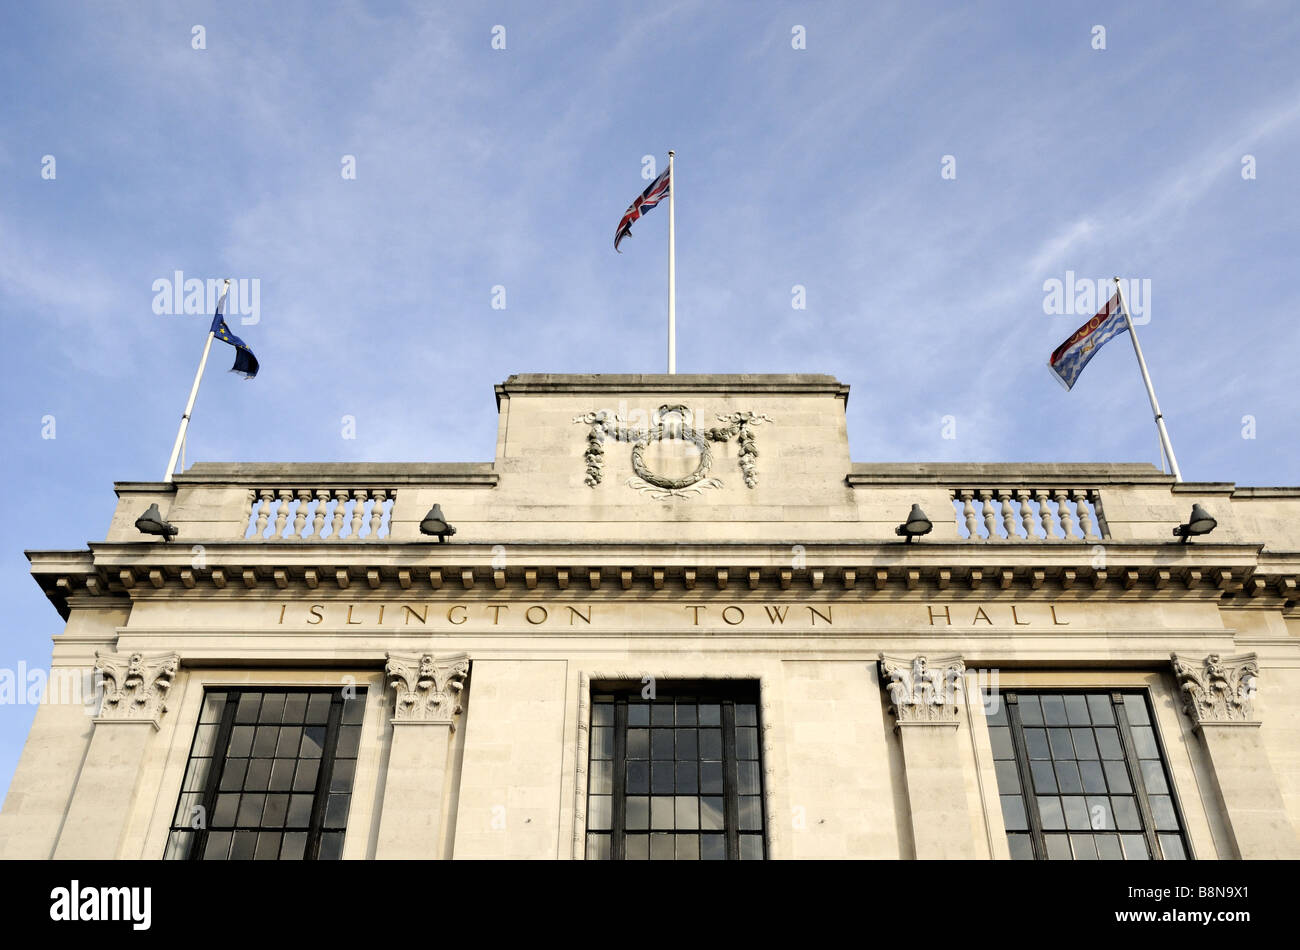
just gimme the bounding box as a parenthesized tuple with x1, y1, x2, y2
(53, 651, 179, 859)
(374, 652, 469, 859)
(1170, 653, 1300, 859)
(879, 653, 976, 859)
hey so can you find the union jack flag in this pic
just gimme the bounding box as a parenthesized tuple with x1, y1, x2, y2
(614, 166, 671, 252)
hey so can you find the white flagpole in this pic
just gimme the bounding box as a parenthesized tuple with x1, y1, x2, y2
(164, 278, 228, 483)
(1113, 276, 1182, 482)
(667, 150, 676, 374)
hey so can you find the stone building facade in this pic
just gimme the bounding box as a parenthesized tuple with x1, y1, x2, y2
(2, 373, 1298, 860)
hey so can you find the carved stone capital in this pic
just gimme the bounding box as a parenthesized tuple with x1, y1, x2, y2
(94, 650, 179, 723)
(879, 653, 965, 726)
(385, 652, 469, 725)
(1171, 652, 1259, 724)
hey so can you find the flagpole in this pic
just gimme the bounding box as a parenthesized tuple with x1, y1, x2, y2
(667, 149, 676, 374)
(1114, 276, 1182, 482)
(163, 279, 228, 483)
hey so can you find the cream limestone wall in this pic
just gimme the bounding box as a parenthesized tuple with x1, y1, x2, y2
(12, 373, 1300, 860)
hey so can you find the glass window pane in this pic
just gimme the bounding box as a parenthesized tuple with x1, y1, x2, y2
(626, 796, 649, 830)
(650, 796, 674, 830)
(1070, 834, 1098, 859)
(737, 761, 761, 796)
(627, 704, 649, 726)
(203, 831, 232, 860)
(282, 694, 307, 723)
(1104, 760, 1132, 794)
(1007, 833, 1035, 859)
(1112, 797, 1141, 831)
(675, 796, 699, 830)
(651, 729, 674, 759)
(336, 726, 361, 758)
(1121, 833, 1149, 860)
(590, 727, 613, 760)
(1131, 726, 1159, 759)
(1070, 728, 1099, 759)
(1017, 695, 1043, 725)
(651, 703, 674, 725)
(627, 729, 649, 759)
(318, 831, 345, 860)
(1139, 759, 1168, 794)
(1000, 795, 1028, 831)
(191, 724, 220, 758)
(1037, 796, 1065, 830)
(700, 834, 725, 860)
(587, 795, 611, 830)
(1044, 834, 1071, 860)
(324, 793, 351, 828)
(1048, 728, 1075, 759)
(300, 726, 326, 759)
(700, 762, 724, 794)
(330, 759, 356, 793)
(1086, 796, 1115, 831)
(699, 729, 722, 760)
(626, 761, 649, 794)
(219, 759, 247, 791)
(254, 832, 281, 861)
(739, 796, 762, 831)
(293, 759, 319, 793)
(1041, 695, 1068, 725)
(1062, 796, 1091, 830)
(1122, 694, 1150, 725)
(591, 703, 613, 727)
(286, 794, 314, 828)
(1065, 695, 1091, 725)
(1095, 728, 1123, 759)
(262, 794, 289, 828)
(739, 835, 764, 860)
(275, 726, 302, 758)
(735, 704, 758, 727)
(651, 761, 675, 795)
(988, 726, 1015, 760)
(589, 760, 612, 795)
(200, 692, 227, 724)
(268, 758, 295, 791)
(1054, 761, 1083, 794)
(736, 727, 759, 760)
(675, 761, 698, 794)
(1095, 834, 1123, 859)
(675, 703, 696, 726)
(237, 794, 266, 826)
(983, 692, 1007, 725)
(1024, 729, 1050, 759)
(1149, 795, 1178, 831)
(1029, 760, 1056, 793)
(586, 833, 610, 860)
(305, 694, 331, 724)
(676, 834, 700, 860)
(258, 694, 286, 723)
(230, 830, 258, 860)
(649, 832, 674, 860)
(1159, 834, 1187, 860)
(227, 726, 254, 758)
(1087, 694, 1114, 724)
(625, 835, 648, 860)
(700, 796, 724, 831)
(676, 729, 698, 760)
(699, 704, 720, 726)
(234, 694, 260, 723)
(213, 793, 239, 826)
(1079, 760, 1107, 794)
(280, 832, 307, 860)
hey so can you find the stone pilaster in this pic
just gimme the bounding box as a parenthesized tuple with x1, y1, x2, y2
(375, 652, 469, 859)
(52, 651, 179, 859)
(878, 654, 976, 859)
(1170, 653, 1300, 858)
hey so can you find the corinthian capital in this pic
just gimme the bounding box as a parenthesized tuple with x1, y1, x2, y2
(385, 652, 470, 725)
(94, 650, 179, 723)
(879, 653, 965, 725)
(1171, 652, 1259, 724)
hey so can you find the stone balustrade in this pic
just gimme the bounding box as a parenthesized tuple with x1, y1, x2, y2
(242, 488, 396, 541)
(950, 488, 1107, 541)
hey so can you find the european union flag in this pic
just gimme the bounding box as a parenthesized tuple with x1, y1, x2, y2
(210, 288, 259, 379)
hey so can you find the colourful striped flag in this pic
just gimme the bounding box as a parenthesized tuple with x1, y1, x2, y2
(1048, 291, 1128, 390)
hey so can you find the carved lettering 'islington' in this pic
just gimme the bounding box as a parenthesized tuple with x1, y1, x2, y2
(277, 602, 1068, 628)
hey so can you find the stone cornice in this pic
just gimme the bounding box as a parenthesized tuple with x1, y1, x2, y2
(29, 542, 1295, 615)
(847, 462, 1172, 487)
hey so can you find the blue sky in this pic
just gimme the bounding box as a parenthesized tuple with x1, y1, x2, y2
(1, 1, 1297, 800)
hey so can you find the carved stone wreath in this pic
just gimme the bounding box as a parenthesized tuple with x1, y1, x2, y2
(572, 405, 773, 499)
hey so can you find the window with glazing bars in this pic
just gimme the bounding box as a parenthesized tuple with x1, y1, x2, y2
(585, 686, 766, 860)
(985, 690, 1189, 860)
(165, 687, 365, 860)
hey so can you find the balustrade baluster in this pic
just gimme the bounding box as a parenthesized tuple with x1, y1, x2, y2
(274, 490, 293, 538)
(980, 490, 999, 539)
(1054, 489, 1081, 540)
(1072, 490, 1096, 540)
(350, 490, 368, 538)
(998, 490, 1017, 538)
(313, 490, 330, 539)
(1016, 489, 1036, 538)
(254, 489, 274, 538)
(332, 490, 349, 538)
(1034, 489, 1056, 539)
(959, 490, 979, 539)
(370, 490, 387, 537)
(293, 489, 312, 539)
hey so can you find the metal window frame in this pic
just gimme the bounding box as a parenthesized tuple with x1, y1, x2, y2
(168, 686, 360, 861)
(589, 682, 766, 861)
(1001, 688, 1191, 861)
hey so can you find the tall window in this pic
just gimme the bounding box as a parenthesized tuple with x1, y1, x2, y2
(586, 685, 766, 860)
(985, 690, 1189, 860)
(165, 687, 365, 860)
